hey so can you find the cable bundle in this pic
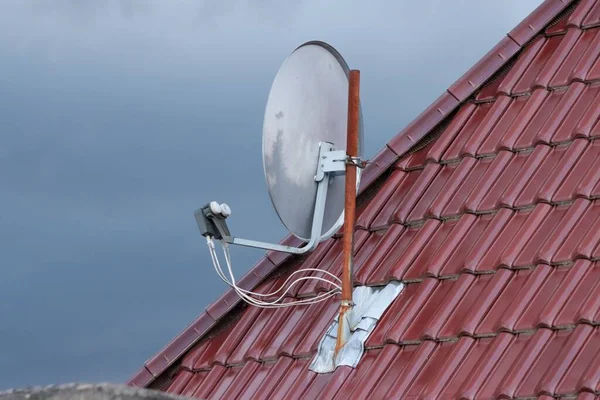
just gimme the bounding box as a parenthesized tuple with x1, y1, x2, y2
(206, 236, 341, 308)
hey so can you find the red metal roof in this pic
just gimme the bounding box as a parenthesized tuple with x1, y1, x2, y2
(128, 0, 600, 398)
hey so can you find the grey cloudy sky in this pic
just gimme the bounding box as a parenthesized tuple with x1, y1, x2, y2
(0, 0, 542, 389)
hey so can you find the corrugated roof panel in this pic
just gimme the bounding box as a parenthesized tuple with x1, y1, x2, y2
(555, 327, 600, 395)
(234, 359, 286, 399)
(514, 35, 564, 94)
(554, 140, 600, 201)
(248, 357, 296, 399)
(519, 329, 576, 396)
(428, 158, 477, 218)
(211, 304, 263, 366)
(394, 141, 435, 171)
(478, 96, 529, 156)
(479, 153, 532, 212)
(555, 261, 600, 325)
(421, 214, 478, 277)
(259, 306, 307, 359)
(495, 37, 545, 97)
(583, 0, 600, 26)
(538, 84, 587, 144)
(190, 326, 231, 370)
(419, 275, 475, 340)
(586, 51, 600, 79)
(165, 370, 193, 395)
(552, 29, 597, 85)
(267, 358, 312, 399)
(392, 163, 442, 224)
(369, 170, 422, 229)
(463, 96, 513, 157)
(537, 199, 591, 262)
(518, 92, 566, 148)
(382, 341, 437, 398)
(399, 279, 455, 342)
(514, 144, 570, 207)
(177, 370, 208, 397)
(535, 27, 584, 88)
(442, 101, 494, 161)
(402, 219, 459, 280)
(329, 347, 383, 399)
(192, 365, 227, 399)
(405, 163, 457, 222)
(355, 170, 407, 229)
(426, 103, 477, 162)
(358, 228, 406, 282)
(290, 299, 340, 356)
(445, 270, 511, 337)
(218, 361, 261, 400)
(569, 0, 597, 27)
(500, 145, 552, 208)
(384, 220, 440, 279)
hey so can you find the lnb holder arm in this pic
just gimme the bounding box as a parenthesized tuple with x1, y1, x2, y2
(194, 162, 329, 255)
(194, 141, 359, 255)
(194, 203, 321, 254)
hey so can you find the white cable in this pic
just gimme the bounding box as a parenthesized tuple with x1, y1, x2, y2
(209, 236, 341, 297)
(206, 236, 340, 308)
(222, 241, 342, 295)
(220, 241, 338, 308)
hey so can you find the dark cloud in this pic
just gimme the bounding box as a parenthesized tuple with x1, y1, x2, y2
(0, 0, 542, 390)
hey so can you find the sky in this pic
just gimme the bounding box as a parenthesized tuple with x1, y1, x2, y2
(0, 0, 543, 390)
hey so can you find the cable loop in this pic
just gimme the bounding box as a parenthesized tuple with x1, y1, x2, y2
(206, 236, 340, 308)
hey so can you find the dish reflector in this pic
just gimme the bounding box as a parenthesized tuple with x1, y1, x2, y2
(262, 41, 363, 241)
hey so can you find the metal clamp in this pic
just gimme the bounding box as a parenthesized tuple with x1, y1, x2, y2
(346, 156, 368, 168)
(316, 149, 368, 182)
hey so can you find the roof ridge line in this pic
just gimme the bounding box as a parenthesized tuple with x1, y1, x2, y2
(126, 0, 579, 388)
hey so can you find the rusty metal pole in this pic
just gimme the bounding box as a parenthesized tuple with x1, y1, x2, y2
(335, 69, 360, 354)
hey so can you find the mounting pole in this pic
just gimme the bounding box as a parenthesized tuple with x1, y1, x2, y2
(335, 69, 360, 354)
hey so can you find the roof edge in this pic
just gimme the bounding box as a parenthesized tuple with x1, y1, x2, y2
(125, 0, 576, 388)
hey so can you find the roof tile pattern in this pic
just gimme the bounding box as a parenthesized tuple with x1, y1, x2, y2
(131, 0, 600, 398)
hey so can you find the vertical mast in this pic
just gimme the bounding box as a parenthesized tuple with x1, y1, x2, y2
(335, 69, 360, 353)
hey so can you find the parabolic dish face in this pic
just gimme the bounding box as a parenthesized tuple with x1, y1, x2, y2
(262, 41, 363, 242)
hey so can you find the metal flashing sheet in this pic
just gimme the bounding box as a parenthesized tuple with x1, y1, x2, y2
(309, 281, 404, 373)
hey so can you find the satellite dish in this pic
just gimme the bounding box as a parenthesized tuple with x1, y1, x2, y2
(263, 41, 364, 241)
(195, 40, 364, 339)
(195, 40, 365, 255)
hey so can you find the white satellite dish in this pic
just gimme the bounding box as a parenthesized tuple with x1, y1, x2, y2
(263, 41, 364, 242)
(195, 40, 364, 255)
